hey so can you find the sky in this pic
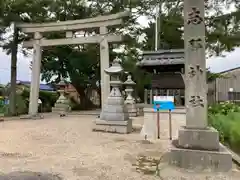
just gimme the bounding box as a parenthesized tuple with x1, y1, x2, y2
(0, 48, 32, 84)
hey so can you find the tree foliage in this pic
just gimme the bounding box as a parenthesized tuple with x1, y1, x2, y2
(0, 0, 53, 115)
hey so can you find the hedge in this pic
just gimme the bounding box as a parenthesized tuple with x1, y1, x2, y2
(21, 89, 59, 113)
(208, 102, 240, 153)
(3, 88, 59, 116)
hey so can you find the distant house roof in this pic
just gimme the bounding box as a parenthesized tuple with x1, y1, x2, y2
(219, 67, 240, 74)
(16, 81, 55, 91)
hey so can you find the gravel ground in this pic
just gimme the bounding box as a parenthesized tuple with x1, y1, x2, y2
(0, 115, 239, 180)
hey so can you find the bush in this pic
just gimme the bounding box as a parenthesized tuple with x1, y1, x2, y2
(208, 101, 240, 115)
(3, 94, 28, 116)
(209, 110, 240, 152)
(0, 103, 4, 114)
(21, 89, 58, 113)
(208, 113, 230, 143)
(208, 102, 240, 152)
(228, 113, 240, 152)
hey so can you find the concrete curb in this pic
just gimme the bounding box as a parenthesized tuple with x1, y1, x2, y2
(69, 112, 100, 115)
(222, 143, 240, 167)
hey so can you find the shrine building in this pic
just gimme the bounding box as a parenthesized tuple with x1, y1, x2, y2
(137, 49, 185, 106)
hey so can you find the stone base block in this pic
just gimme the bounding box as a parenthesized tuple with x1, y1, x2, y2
(178, 126, 219, 151)
(170, 141, 232, 172)
(20, 114, 44, 120)
(52, 106, 70, 114)
(128, 109, 137, 117)
(137, 107, 144, 116)
(126, 104, 137, 117)
(54, 103, 70, 108)
(100, 112, 129, 121)
(129, 111, 137, 117)
(92, 119, 132, 134)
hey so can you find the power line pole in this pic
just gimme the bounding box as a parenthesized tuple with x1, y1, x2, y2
(155, 2, 162, 51)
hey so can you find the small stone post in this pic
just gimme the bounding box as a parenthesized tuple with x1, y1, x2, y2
(124, 75, 137, 117)
(170, 0, 232, 171)
(52, 78, 71, 116)
(93, 57, 132, 134)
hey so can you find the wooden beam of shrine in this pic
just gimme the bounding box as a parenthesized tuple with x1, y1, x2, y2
(22, 35, 123, 48)
(16, 12, 130, 33)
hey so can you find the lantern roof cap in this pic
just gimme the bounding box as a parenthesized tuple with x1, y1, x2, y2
(105, 57, 123, 74)
(124, 75, 136, 85)
(57, 77, 66, 86)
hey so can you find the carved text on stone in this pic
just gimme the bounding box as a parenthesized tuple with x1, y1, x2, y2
(188, 65, 203, 78)
(187, 7, 203, 25)
(189, 38, 203, 50)
(189, 96, 204, 107)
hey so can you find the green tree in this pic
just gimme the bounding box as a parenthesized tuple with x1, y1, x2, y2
(141, 0, 240, 55)
(0, 0, 52, 115)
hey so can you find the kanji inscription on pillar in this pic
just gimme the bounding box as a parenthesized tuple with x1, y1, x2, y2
(184, 0, 207, 129)
(189, 38, 203, 50)
(187, 7, 203, 25)
(188, 65, 203, 78)
(189, 96, 204, 107)
(188, 66, 196, 77)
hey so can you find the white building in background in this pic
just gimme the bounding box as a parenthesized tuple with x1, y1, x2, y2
(208, 67, 240, 103)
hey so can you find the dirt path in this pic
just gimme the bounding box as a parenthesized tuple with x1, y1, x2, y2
(0, 115, 238, 180)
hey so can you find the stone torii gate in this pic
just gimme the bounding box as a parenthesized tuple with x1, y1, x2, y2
(16, 12, 130, 117)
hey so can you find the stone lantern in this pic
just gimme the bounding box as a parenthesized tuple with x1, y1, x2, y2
(124, 75, 137, 117)
(52, 78, 71, 116)
(93, 57, 132, 134)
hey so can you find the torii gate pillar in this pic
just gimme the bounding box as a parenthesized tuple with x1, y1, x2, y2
(100, 26, 110, 106)
(29, 32, 42, 117)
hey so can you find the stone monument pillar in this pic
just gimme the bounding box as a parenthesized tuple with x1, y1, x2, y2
(124, 75, 137, 117)
(170, 0, 232, 171)
(52, 78, 71, 116)
(93, 57, 132, 134)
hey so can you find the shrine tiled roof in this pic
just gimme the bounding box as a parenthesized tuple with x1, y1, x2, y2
(137, 49, 185, 66)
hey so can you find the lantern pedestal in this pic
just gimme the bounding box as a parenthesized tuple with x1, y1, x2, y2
(124, 75, 137, 117)
(52, 79, 71, 116)
(93, 57, 132, 134)
(52, 90, 71, 115)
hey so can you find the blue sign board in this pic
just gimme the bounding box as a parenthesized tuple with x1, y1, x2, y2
(4, 99, 9, 105)
(153, 96, 175, 111)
